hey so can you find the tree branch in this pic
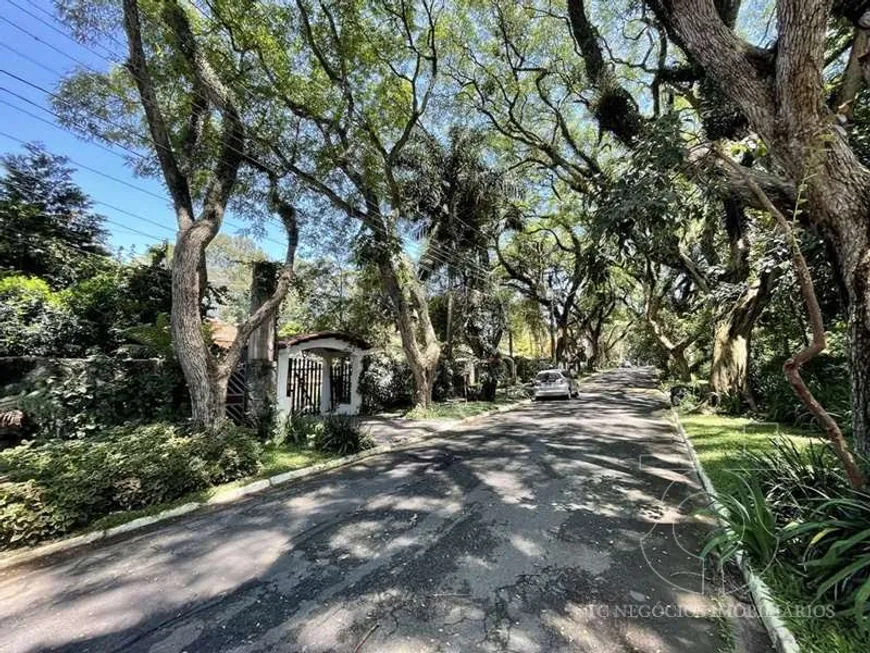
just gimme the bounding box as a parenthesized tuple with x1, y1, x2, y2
(122, 0, 194, 228)
(719, 150, 866, 489)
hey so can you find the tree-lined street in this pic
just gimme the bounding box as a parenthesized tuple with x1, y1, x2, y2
(0, 369, 767, 652)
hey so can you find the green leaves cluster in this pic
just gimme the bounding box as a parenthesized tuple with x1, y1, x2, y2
(0, 422, 261, 548)
(18, 356, 185, 440)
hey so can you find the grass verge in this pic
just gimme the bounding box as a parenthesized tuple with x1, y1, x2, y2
(680, 413, 870, 653)
(403, 396, 515, 420)
(679, 414, 814, 495)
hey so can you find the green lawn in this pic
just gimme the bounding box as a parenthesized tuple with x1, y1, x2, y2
(259, 442, 332, 478)
(678, 414, 817, 495)
(403, 396, 516, 420)
(680, 413, 870, 653)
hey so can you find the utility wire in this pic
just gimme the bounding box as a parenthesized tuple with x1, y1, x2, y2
(0, 15, 492, 278)
(5, 0, 123, 63)
(0, 77, 292, 250)
(0, 9, 498, 282)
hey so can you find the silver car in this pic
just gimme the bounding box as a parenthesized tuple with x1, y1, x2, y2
(533, 369, 579, 400)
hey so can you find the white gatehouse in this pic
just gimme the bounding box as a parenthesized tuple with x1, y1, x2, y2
(276, 332, 371, 416)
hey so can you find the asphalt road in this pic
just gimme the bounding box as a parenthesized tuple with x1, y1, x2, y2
(0, 368, 770, 653)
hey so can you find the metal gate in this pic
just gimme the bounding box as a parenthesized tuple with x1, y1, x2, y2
(286, 356, 323, 414)
(330, 357, 352, 409)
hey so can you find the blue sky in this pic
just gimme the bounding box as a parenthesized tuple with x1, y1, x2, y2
(0, 0, 290, 261)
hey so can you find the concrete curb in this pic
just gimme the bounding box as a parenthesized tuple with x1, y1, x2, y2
(0, 398, 529, 572)
(668, 408, 800, 653)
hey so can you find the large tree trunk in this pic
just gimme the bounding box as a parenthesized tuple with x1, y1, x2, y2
(171, 222, 225, 431)
(849, 252, 870, 458)
(710, 321, 750, 398)
(585, 323, 603, 372)
(124, 0, 300, 433)
(377, 256, 441, 409)
(710, 273, 773, 404)
(850, 306, 870, 459)
(670, 347, 692, 381)
(661, 0, 870, 459)
(644, 310, 694, 381)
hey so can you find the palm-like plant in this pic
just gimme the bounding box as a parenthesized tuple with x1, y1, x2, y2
(400, 127, 518, 358)
(120, 312, 173, 359)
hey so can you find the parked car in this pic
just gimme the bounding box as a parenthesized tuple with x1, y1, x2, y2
(532, 369, 579, 400)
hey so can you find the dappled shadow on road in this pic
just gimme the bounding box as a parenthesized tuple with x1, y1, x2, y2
(0, 368, 764, 653)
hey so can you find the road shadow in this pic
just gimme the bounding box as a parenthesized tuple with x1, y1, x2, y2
(0, 368, 770, 653)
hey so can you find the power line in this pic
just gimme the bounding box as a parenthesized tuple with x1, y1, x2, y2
(183, 1, 498, 278)
(18, 0, 129, 56)
(0, 63, 295, 246)
(0, 14, 93, 70)
(0, 160, 176, 241)
(0, 89, 482, 278)
(0, 81, 291, 250)
(0, 93, 148, 164)
(0, 8, 497, 281)
(4, 0, 123, 63)
(0, 228, 157, 268)
(0, 81, 489, 283)
(0, 127, 166, 202)
(0, 14, 490, 271)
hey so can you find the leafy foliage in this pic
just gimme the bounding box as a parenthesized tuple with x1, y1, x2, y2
(0, 422, 261, 549)
(283, 414, 322, 447)
(0, 275, 79, 357)
(19, 356, 186, 439)
(739, 438, 851, 525)
(311, 415, 374, 456)
(0, 242, 173, 358)
(0, 144, 109, 288)
(701, 476, 780, 570)
(359, 353, 414, 412)
(786, 492, 870, 621)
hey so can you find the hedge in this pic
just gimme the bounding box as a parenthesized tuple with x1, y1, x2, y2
(6, 355, 189, 439)
(0, 423, 261, 549)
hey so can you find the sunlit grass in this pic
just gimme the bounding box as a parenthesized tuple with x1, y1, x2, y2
(259, 442, 331, 478)
(679, 413, 818, 495)
(680, 413, 868, 653)
(404, 397, 514, 420)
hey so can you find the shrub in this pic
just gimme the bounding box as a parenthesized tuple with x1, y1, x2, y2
(432, 357, 456, 402)
(753, 352, 851, 429)
(785, 491, 870, 620)
(359, 353, 413, 412)
(284, 414, 324, 447)
(700, 436, 870, 621)
(737, 438, 850, 525)
(666, 378, 709, 409)
(0, 275, 79, 357)
(312, 415, 373, 456)
(0, 422, 261, 548)
(18, 356, 186, 439)
(514, 357, 552, 383)
(701, 477, 780, 570)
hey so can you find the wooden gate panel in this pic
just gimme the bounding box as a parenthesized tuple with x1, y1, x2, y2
(286, 356, 322, 415)
(330, 358, 352, 409)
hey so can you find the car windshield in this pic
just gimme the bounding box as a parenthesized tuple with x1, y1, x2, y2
(536, 372, 563, 383)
